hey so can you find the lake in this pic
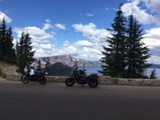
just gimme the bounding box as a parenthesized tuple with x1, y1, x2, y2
(79, 66, 160, 79)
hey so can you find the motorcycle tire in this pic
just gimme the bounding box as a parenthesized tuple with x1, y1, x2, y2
(21, 75, 29, 84)
(39, 76, 47, 85)
(88, 79, 98, 88)
(65, 78, 75, 87)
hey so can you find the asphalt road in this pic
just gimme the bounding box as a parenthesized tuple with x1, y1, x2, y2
(0, 78, 160, 120)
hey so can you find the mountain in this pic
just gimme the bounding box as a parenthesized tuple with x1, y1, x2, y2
(32, 55, 101, 68)
(32, 55, 160, 69)
(150, 64, 160, 68)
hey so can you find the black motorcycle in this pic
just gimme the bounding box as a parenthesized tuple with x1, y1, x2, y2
(21, 68, 48, 85)
(65, 68, 98, 88)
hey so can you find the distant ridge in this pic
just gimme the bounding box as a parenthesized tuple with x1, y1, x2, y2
(150, 64, 160, 68)
(32, 55, 159, 69)
(32, 55, 101, 67)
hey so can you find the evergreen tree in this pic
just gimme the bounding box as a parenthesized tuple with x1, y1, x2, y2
(126, 15, 150, 78)
(150, 69, 157, 79)
(0, 18, 17, 64)
(0, 18, 7, 61)
(4, 27, 17, 64)
(16, 32, 35, 73)
(37, 59, 42, 71)
(100, 5, 127, 77)
(0, 21, 3, 60)
(45, 61, 50, 72)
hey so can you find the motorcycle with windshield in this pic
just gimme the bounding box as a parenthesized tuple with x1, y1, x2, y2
(65, 67, 98, 88)
(21, 66, 48, 85)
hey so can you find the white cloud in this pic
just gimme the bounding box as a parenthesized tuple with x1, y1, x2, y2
(75, 40, 93, 47)
(105, 7, 117, 11)
(141, 27, 160, 64)
(63, 40, 70, 47)
(80, 13, 94, 17)
(39, 43, 53, 50)
(61, 39, 104, 61)
(122, 0, 160, 25)
(45, 19, 51, 23)
(144, 28, 160, 39)
(148, 55, 160, 64)
(86, 13, 94, 17)
(55, 23, 66, 30)
(34, 48, 51, 58)
(43, 19, 54, 30)
(43, 23, 54, 30)
(143, 27, 160, 49)
(106, 8, 109, 11)
(14, 26, 54, 43)
(0, 12, 12, 23)
(77, 47, 102, 60)
(59, 45, 78, 56)
(142, 0, 160, 13)
(72, 23, 110, 42)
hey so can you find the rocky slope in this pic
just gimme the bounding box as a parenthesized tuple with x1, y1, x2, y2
(0, 61, 18, 78)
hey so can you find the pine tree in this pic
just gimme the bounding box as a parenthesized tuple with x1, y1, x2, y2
(100, 5, 127, 77)
(0, 22, 3, 60)
(0, 18, 7, 61)
(4, 27, 17, 64)
(0, 18, 17, 64)
(150, 69, 157, 79)
(126, 15, 150, 78)
(37, 59, 42, 71)
(16, 32, 35, 73)
(45, 61, 50, 72)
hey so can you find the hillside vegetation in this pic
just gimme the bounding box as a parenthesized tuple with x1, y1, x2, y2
(0, 61, 18, 78)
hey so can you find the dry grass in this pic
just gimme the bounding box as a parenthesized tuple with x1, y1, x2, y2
(0, 61, 18, 78)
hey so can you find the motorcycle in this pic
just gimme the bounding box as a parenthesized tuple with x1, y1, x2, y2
(21, 67, 48, 85)
(65, 68, 98, 88)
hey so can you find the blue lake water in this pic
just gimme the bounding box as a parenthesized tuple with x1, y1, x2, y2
(79, 66, 160, 79)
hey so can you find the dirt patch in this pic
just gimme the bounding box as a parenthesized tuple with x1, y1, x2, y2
(0, 61, 18, 78)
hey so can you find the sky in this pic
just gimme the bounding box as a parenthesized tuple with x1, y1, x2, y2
(0, 0, 160, 64)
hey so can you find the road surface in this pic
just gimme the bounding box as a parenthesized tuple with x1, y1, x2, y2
(0, 78, 160, 120)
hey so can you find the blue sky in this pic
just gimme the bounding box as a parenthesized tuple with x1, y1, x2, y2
(0, 0, 160, 64)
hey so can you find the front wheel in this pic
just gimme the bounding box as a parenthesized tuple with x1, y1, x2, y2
(39, 76, 47, 85)
(65, 78, 75, 87)
(88, 79, 98, 88)
(21, 75, 29, 84)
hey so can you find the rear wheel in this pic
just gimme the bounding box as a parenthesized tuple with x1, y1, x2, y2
(21, 75, 29, 84)
(39, 76, 47, 85)
(65, 78, 75, 87)
(88, 79, 98, 88)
